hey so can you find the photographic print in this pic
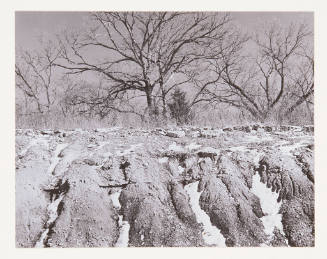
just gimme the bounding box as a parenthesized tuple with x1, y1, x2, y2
(15, 11, 314, 248)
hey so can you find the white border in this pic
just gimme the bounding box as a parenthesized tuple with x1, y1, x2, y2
(1, 0, 327, 258)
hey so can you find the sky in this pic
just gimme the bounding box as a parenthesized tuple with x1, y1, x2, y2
(16, 11, 313, 50)
(15, 11, 314, 103)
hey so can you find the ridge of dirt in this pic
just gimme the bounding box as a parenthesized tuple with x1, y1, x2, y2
(15, 125, 314, 247)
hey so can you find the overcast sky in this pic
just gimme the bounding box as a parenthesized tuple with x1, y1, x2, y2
(16, 11, 313, 50)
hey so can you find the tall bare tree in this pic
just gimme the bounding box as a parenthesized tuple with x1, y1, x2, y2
(55, 12, 232, 120)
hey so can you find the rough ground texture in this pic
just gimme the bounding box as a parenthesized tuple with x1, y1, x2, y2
(15, 125, 314, 247)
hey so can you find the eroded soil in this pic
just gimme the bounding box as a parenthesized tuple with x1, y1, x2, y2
(15, 125, 314, 247)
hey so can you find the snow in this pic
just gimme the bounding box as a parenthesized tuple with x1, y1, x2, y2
(251, 173, 284, 238)
(109, 189, 130, 247)
(228, 146, 249, 153)
(252, 151, 264, 167)
(168, 142, 184, 152)
(35, 229, 49, 248)
(115, 215, 130, 247)
(184, 181, 226, 247)
(200, 130, 221, 138)
(158, 157, 169, 164)
(35, 143, 74, 248)
(177, 165, 185, 174)
(35, 193, 65, 248)
(186, 142, 202, 151)
(110, 190, 122, 210)
(74, 128, 85, 133)
(96, 127, 121, 133)
(47, 143, 69, 175)
(244, 135, 262, 142)
(47, 194, 64, 224)
(250, 134, 274, 142)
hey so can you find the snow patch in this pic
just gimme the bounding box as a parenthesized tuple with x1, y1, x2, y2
(35, 193, 65, 248)
(244, 135, 262, 142)
(177, 165, 185, 174)
(110, 190, 122, 210)
(109, 190, 130, 247)
(47, 143, 69, 175)
(186, 142, 202, 151)
(74, 128, 85, 133)
(96, 127, 121, 133)
(50, 147, 78, 180)
(184, 181, 226, 247)
(35, 229, 49, 248)
(168, 142, 184, 152)
(47, 194, 65, 224)
(115, 215, 130, 247)
(244, 149, 265, 167)
(158, 157, 169, 164)
(228, 146, 249, 153)
(253, 134, 274, 142)
(251, 173, 284, 239)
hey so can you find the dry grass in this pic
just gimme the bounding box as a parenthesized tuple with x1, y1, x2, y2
(15, 103, 313, 130)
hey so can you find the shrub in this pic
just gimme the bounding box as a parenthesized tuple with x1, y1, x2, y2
(168, 89, 194, 125)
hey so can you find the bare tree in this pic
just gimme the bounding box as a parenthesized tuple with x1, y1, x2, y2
(55, 12, 232, 120)
(192, 22, 313, 123)
(15, 42, 62, 115)
(284, 47, 314, 121)
(63, 80, 146, 121)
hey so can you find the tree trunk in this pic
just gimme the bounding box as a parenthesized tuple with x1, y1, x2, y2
(145, 87, 155, 120)
(161, 93, 167, 121)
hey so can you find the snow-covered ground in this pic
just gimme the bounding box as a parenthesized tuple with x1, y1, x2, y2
(245, 134, 273, 142)
(251, 173, 285, 241)
(186, 142, 202, 151)
(35, 193, 66, 248)
(168, 142, 184, 152)
(158, 157, 169, 164)
(278, 140, 311, 156)
(184, 181, 226, 247)
(115, 216, 131, 247)
(110, 190, 130, 247)
(16, 127, 314, 248)
(46, 143, 69, 175)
